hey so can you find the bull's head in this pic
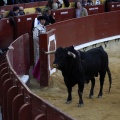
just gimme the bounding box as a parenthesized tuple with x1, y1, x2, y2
(45, 46, 77, 70)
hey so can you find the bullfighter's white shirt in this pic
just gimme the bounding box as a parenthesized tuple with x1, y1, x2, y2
(33, 24, 46, 41)
(33, 23, 46, 64)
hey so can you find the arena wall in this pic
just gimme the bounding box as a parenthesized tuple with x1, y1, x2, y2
(0, 33, 74, 120)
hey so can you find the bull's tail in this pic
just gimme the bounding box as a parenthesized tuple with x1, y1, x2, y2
(107, 67, 112, 93)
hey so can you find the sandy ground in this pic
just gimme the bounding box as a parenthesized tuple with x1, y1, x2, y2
(29, 40, 120, 120)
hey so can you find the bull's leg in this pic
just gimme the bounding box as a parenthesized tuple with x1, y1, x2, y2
(98, 72, 105, 97)
(78, 83, 84, 107)
(66, 87, 72, 104)
(89, 77, 95, 98)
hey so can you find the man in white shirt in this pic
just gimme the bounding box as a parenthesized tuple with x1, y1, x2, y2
(33, 16, 46, 65)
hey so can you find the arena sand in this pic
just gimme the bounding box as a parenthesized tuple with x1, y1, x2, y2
(29, 40, 120, 120)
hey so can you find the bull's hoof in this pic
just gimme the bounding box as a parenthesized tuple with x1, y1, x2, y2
(98, 93, 102, 98)
(78, 103, 84, 107)
(85, 80, 90, 84)
(66, 100, 72, 104)
(98, 95, 102, 98)
(89, 95, 93, 99)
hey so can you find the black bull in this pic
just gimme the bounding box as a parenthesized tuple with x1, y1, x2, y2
(45, 46, 112, 107)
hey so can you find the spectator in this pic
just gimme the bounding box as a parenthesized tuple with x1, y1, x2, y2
(8, 6, 25, 17)
(44, 9, 55, 25)
(95, 0, 101, 5)
(75, 0, 82, 9)
(47, 0, 54, 9)
(75, 1, 88, 18)
(7, 6, 19, 18)
(52, 2, 58, 10)
(35, 7, 42, 15)
(57, 0, 63, 9)
(12, 6, 20, 16)
(82, 0, 93, 6)
(0, 9, 6, 20)
(32, 16, 46, 65)
(88, 0, 93, 5)
(63, 0, 70, 7)
(19, 6, 25, 15)
(42, 0, 53, 15)
(6, 6, 20, 27)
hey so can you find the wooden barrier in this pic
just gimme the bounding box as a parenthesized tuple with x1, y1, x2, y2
(0, 33, 74, 120)
(2, 79, 13, 120)
(39, 29, 56, 87)
(8, 33, 30, 75)
(52, 5, 105, 22)
(85, 4, 105, 15)
(0, 18, 14, 48)
(46, 10, 120, 45)
(13, 13, 37, 65)
(108, 2, 120, 11)
(52, 8, 75, 22)
(13, 13, 37, 39)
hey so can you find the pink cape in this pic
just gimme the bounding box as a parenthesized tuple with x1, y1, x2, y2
(32, 59, 40, 81)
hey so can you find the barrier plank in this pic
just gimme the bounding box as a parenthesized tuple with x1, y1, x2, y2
(85, 4, 105, 15)
(52, 8, 75, 22)
(13, 14, 37, 39)
(34, 114, 46, 120)
(12, 94, 24, 120)
(2, 79, 13, 120)
(19, 103, 31, 120)
(12, 33, 30, 75)
(0, 73, 10, 105)
(108, 2, 120, 11)
(7, 86, 18, 120)
(0, 18, 13, 48)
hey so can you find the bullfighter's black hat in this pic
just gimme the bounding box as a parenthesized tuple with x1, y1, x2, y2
(37, 16, 46, 21)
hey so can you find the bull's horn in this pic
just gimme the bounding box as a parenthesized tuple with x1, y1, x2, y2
(68, 51, 76, 58)
(44, 50, 56, 54)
